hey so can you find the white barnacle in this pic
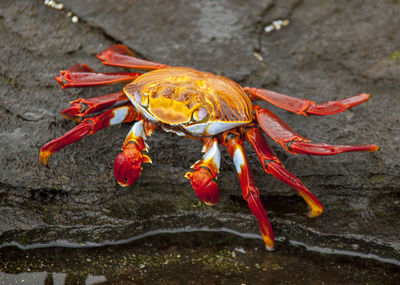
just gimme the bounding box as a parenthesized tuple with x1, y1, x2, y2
(71, 16, 79, 23)
(264, 19, 290, 33)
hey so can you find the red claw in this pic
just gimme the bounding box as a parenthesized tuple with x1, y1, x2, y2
(185, 167, 219, 205)
(114, 143, 151, 187)
(61, 101, 83, 121)
(61, 92, 129, 120)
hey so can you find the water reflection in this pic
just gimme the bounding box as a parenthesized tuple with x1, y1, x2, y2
(0, 272, 48, 285)
(0, 272, 106, 285)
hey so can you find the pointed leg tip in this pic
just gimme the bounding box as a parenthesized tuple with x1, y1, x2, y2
(115, 175, 138, 188)
(307, 208, 323, 218)
(40, 161, 50, 168)
(184, 172, 192, 180)
(246, 193, 276, 252)
(39, 150, 51, 167)
(370, 145, 380, 152)
(117, 181, 130, 187)
(354, 93, 371, 100)
(262, 235, 275, 251)
(61, 113, 82, 123)
(358, 144, 380, 153)
(54, 74, 65, 87)
(265, 244, 275, 251)
(204, 201, 217, 206)
(363, 93, 371, 99)
(142, 154, 152, 164)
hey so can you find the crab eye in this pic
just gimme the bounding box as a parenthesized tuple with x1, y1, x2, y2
(192, 107, 209, 122)
(134, 91, 148, 106)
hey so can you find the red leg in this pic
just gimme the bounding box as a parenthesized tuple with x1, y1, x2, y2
(55, 63, 142, 89)
(114, 120, 155, 187)
(61, 91, 129, 120)
(245, 127, 323, 217)
(244, 87, 371, 116)
(40, 105, 140, 166)
(185, 138, 220, 206)
(97, 45, 168, 70)
(255, 106, 379, 155)
(223, 132, 274, 250)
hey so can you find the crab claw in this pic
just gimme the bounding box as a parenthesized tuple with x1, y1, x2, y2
(61, 102, 83, 121)
(61, 92, 129, 121)
(185, 167, 219, 205)
(114, 142, 151, 187)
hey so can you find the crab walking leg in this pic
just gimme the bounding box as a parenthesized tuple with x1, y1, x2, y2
(255, 106, 379, 155)
(62, 91, 129, 120)
(97, 45, 168, 70)
(55, 63, 142, 89)
(244, 87, 371, 116)
(185, 138, 221, 206)
(40, 105, 139, 166)
(245, 127, 323, 217)
(114, 120, 156, 187)
(223, 134, 274, 250)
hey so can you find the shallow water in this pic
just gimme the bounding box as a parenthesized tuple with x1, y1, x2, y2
(1, 228, 399, 284)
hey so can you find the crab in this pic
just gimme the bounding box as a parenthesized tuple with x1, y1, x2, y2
(40, 45, 379, 250)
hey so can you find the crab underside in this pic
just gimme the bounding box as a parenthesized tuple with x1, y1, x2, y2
(40, 45, 379, 250)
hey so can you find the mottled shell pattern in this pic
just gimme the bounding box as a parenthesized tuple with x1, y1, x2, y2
(124, 67, 253, 136)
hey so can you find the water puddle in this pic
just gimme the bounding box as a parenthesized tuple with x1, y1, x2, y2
(1, 228, 399, 284)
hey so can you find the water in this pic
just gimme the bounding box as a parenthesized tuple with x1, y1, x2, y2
(1, 228, 399, 284)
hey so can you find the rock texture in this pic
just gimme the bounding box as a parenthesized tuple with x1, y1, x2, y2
(0, 0, 399, 263)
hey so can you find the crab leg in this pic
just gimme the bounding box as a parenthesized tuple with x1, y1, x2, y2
(255, 106, 379, 155)
(97, 45, 168, 70)
(40, 105, 139, 166)
(185, 138, 220, 206)
(223, 133, 274, 250)
(62, 91, 129, 120)
(245, 127, 323, 217)
(114, 120, 156, 187)
(244, 87, 371, 116)
(55, 63, 142, 89)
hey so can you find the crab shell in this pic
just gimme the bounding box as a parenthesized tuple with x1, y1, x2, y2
(124, 67, 253, 136)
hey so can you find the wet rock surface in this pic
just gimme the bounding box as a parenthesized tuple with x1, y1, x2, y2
(0, 0, 399, 282)
(1, 231, 400, 284)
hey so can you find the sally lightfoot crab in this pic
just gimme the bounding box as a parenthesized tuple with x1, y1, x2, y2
(40, 45, 379, 250)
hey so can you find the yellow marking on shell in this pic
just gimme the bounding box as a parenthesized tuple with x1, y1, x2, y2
(148, 96, 199, 124)
(195, 79, 207, 89)
(175, 75, 191, 83)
